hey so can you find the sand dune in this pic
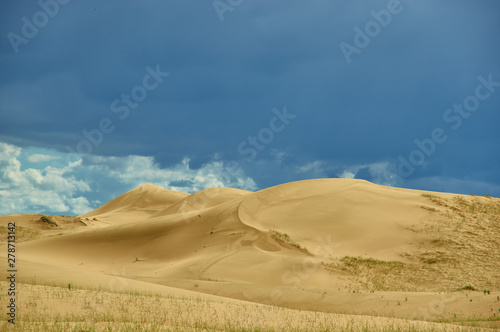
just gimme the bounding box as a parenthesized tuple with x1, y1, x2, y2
(77, 183, 188, 225)
(238, 178, 436, 260)
(150, 186, 251, 218)
(1, 178, 499, 330)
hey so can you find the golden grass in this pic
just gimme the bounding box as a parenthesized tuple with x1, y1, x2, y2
(0, 225, 40, 242)
(322, 256, 409, 292)
(0, 214, 87, 243)
(322, 194, 500, 294)
(0, 281, 485, 332)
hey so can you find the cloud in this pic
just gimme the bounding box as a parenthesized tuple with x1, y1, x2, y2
(292, 159, 401, 187)
(338, 170, 356, 179)
(335, 161, 401, 187)
(337, 165, 363, 179)
(80, 155, 257, 194)
(0, 141, 257, 216)
(365, 162, 401, 187)
(0, 142, 92, 215)
(27, 154, 61, 163)
(296, 161, 328, 176)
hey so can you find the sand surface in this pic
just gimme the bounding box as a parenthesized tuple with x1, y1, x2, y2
(1, 178, 499, 331)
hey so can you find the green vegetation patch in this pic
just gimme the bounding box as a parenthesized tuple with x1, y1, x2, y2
(269, 230, 310, 254)
(456, 284, 477, 291)
(322, 256, 411, 291)
(420, 193, 448, 207)
(326, 256, 406, 272)
(40, 215, 59, 227)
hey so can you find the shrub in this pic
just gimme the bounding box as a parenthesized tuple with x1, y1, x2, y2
(40, 215, 58, 227)
(269, 230, 309, 254)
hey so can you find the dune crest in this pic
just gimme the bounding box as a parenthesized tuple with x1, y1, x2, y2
(79, 183, 189, 224)
(238, 178, 432, 260)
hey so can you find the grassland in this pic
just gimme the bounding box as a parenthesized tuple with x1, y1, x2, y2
(0, 280, 489, 332)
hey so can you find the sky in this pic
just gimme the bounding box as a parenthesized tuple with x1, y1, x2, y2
(0, 0, 499, 216)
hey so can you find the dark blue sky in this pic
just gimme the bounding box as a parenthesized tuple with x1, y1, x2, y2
(1, 0, 499, 215)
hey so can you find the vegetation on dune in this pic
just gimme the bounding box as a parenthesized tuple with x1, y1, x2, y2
(0, 215, 93, 243)
(322, 256, 409, 292)
(419, 205, 439, 212)
(39, 215, 59, 227)
(321, 194, 500, 293)
(335, 256, 405, 270)
(0, 225, 40, 242)
(269, 229, 310, 254)
(455, 284, 477, 291)
(74, 216, 87, 226)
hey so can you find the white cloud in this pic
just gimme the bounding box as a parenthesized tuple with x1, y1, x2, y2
(81, 155, 257, 194)
(292, 159, 401, 187)
(338, 170, 356, 179)
(270, 149, 286, 163)
(67, 197, 94, 215)
(366, 162, 400, 187)
(0, 142, 257, 216)
(0, 142, 92, 215)
(27, 154, 61, 163)
(296, 161, 327, 176)
(337, 164, 363, 179)
(335, 161, 401, 187)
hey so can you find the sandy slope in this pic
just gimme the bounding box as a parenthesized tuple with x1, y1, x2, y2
(79, 183, 190, 225)
(238, 178, 435, 260)
(1, 179, 499, 330)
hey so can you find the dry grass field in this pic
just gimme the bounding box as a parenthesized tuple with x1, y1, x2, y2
(1, 179, 499, 331)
